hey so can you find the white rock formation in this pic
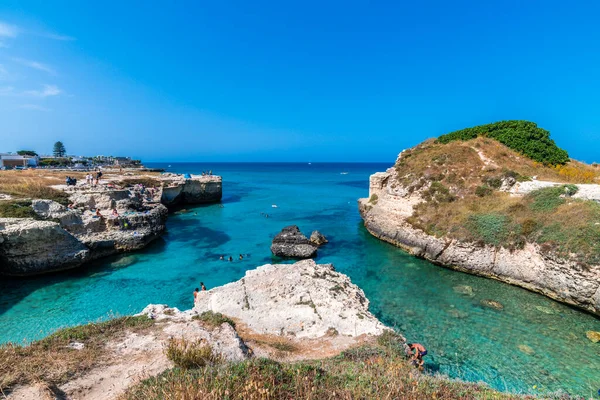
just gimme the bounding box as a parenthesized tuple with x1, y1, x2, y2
(159, 175, 222, 206)
(194, 259, 387, 339)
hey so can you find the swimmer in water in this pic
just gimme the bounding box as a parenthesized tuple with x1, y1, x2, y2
(239, 254, 243, 260)
(228, 256, 233, 262)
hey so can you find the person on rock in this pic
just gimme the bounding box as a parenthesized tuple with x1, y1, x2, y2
(200, 282, 207, 291)
(408, 343, 427, 370)
(193, 288, 199, 304)
(95, 209, 102, 217)
(112, 208, 119, 217)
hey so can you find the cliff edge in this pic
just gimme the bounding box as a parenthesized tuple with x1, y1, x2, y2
(359, 121, 600, 315)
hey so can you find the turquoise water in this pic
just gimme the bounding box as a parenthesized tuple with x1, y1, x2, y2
(1, 162, 599, 397)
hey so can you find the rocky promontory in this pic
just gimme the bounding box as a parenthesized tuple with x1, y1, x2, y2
(359, 123, 600, 316)
(195, 259, 387, 339)
(159, 174, 222, 206)
(0, 187, 167, 276)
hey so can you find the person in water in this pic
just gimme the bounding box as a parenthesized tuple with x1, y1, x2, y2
(219, 255, 224, 260)
(193, 288, 199, 303)
(228, 256, 233, 262)
(200, 282, 207, 291)
(408, 343, 427, 369)
(239, 254, 243, 260)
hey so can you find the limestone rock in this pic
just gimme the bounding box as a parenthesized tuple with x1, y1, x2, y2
(31, 199, 82, 228)
(194, 259, 388, 339)
(0, 218, 89, 276)
(310, 230, 328, 246)
(358, 161, 600, 317)
(271, 225, 318, 259)
(160, 175, 222, 206)
(586, 331, 600, 343)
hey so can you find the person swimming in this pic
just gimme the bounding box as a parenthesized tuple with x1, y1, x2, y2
(228, 256, 233, 262)
(219, 255, 224, 260)
(239, 254, 243, 260)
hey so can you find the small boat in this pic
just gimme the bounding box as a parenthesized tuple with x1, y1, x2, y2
(340, 172, 349, 175)
(168, 165, 172, 168)
(308, 162, 312, 165)
(271, 204, 278, 208)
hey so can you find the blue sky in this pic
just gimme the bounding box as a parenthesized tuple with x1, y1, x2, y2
(0, 1, 599, 162)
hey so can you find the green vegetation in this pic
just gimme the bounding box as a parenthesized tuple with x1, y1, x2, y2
(165, 338, 220, 369)
(0, 182, 70, 205)
(194, 311, 236, 329)
(53, 141, 67, 157)
(16, 150, 38, 156)
(0, 200, 37, 218)
(119, 177, 162, 188)
(123, 332, 516, 400)
(437, 120, 569, 165)
(0, 316, 154, 391)
(369, 193, 378, 204)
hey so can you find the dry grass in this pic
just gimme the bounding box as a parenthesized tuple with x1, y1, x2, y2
(121, 334, 524, 400)
(165, 338, 221, 369)
(0, 316, 155, 392)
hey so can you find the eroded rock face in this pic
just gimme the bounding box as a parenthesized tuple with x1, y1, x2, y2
(160, 175, 222, 206)
(310, 230, 328, 246)
(358, 163, 600, 316)
(194, 260, 388, 339)
(271, 226, 318, 259)
(0, 218, 89, 276)
(0, 189, 168, 276)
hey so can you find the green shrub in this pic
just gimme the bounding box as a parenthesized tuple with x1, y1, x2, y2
(483, 176, 503, 189)
(528, 186, 566, 212)
(475, 185, 493, 197)
(0, 200, 37, 218)
(165, 338, 220, 369)
(422, 182, 455, 203)
(564, 184, 578, 196)
(369, 194, 378, 204)
(194, 311, 235, 329)
(468, 214, 511, 246)
(436, 120, 569, 165)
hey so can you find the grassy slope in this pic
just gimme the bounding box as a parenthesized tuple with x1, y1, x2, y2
(0, 316, 155, 391)
(397, 137, 600, 265)
(122, 331, 521, 400)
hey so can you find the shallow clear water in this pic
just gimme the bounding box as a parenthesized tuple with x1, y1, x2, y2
(1, 162, 599, 397)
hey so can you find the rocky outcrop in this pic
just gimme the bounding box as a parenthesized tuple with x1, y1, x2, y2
(0, 218, 89, 275)
(359, 166, 600, 316)
(271, 225, 318, 259)
(159, 175, 222, 206)
(309, 230, 328, 246)
(0, 190, 168, 276)
(194, 259, 388, 339)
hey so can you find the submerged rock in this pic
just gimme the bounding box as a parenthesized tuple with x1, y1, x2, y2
(518, 344, 535, 355)
(453, 285, 474, 297)
(310, 230, 328, 246)
(480, 299, 504, 310)
(586, 331, 600, 343)
(535, 305, 555, 315)
(270, 225, 318, 259)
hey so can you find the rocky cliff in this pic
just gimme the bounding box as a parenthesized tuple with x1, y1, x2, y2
(159, 175, 222, 206)
(0, 189, 168, 276)
(359, 147, 600, 316)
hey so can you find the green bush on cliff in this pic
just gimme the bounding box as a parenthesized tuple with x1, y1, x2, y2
(0, 200, 37, 219)
(436, 120, 569, 165)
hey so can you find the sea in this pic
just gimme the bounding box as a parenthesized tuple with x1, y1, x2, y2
(1, 162, 599, 397)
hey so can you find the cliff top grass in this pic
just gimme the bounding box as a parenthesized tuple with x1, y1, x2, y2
(122, 331, 523, 400)
(396, 135, 600, 266)
(0, 315, 155, 392)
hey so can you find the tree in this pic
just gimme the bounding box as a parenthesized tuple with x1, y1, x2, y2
(17, 150, 38, 156)
(53, 141, 66, 157)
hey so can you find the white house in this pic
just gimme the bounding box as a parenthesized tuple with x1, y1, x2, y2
(0, 153, 39, 168)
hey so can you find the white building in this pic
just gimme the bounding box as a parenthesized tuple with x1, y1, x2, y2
(0, 153, 38, 168)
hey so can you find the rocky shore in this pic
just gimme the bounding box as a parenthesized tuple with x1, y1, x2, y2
(4, 260, 397, 400)
(359, 164, 600, 316)
(0, 172, 222, 276)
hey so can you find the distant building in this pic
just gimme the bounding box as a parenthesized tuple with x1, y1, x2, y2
(0, 153, 38, 168)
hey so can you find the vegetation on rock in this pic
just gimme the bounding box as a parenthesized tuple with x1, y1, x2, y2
(0, 200, 38, 218)
(397, 137, 600, 266)
(436, 120, 569, 165)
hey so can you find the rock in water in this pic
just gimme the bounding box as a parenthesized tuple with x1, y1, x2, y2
(453, 285, 474, 297)
(586, 331, 600, 343)
(271, 225, 318, 259)
(480, 299, 504, 310)
(518, 344, 535, 355)
(310, 230, 328, 246)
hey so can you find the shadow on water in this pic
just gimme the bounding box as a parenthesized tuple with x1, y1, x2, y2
(0, 238, 168, 320)
(165, 218, 231, 248)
